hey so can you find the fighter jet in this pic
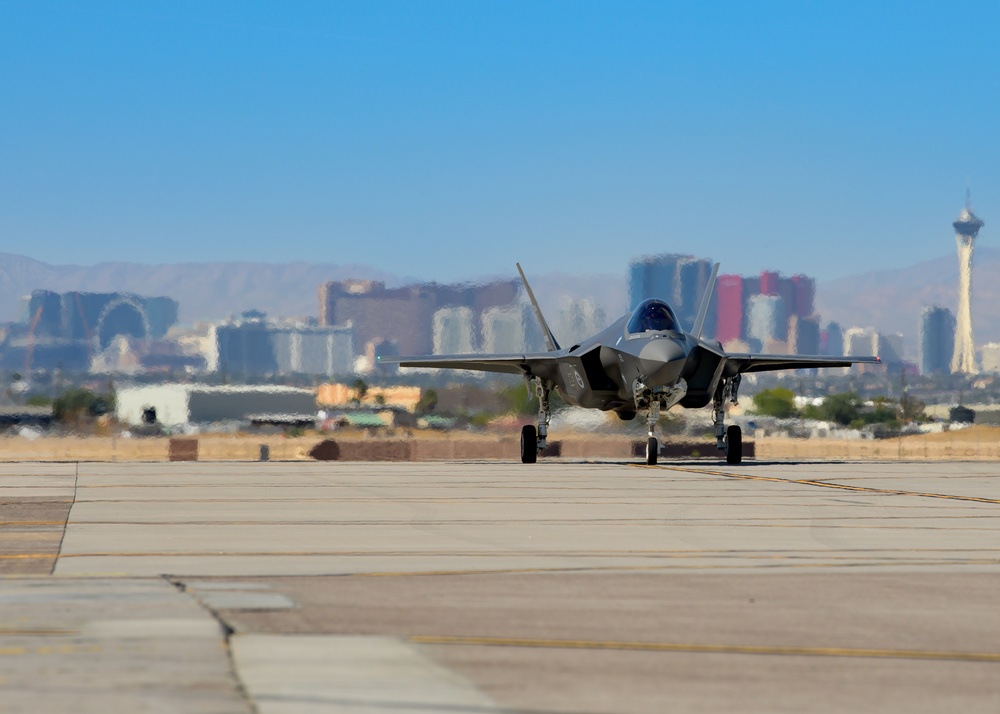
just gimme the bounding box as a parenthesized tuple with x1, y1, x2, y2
(379, 264, 881, 465)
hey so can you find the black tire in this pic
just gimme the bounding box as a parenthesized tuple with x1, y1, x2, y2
(726, 425, 742, 465)
(520, 424, 538, 464)
(646, 436, 658, 466)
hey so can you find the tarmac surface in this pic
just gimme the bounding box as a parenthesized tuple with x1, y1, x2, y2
(3, 459, 1000, 713)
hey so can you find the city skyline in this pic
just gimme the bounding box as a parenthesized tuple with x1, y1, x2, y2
(0, 252, 919, 377)
(2, 2, 997, 284)
(1, 236, 1000, 347)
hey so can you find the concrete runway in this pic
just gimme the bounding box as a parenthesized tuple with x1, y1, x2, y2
(3, 459, 1000, 713)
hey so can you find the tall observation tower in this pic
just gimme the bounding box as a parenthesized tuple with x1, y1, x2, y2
(951, 195, 985, 374)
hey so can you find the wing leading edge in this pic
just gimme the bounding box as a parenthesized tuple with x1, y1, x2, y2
(377, 352, 564, 376)
(720, 351, 882, 375)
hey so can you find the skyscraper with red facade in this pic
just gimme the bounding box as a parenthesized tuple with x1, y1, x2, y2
(714, 275, 744, 344)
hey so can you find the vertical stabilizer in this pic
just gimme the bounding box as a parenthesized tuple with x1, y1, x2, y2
(692, 262, 720, 340)
(516, 263, 561, 352)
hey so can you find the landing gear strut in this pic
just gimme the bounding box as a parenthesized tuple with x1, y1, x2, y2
(645, 400, 660, 466)
(635, 379, 687, 466)
(714, 375, 743, 465)
(520, 379, 552, 464)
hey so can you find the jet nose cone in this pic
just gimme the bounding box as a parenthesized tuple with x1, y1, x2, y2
(638, 339, 687, 386)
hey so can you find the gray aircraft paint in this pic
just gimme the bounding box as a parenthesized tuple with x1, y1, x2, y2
(379, 265, 881, 463)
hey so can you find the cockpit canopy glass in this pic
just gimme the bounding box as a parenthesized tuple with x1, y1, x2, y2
(627, 299, 679, 334)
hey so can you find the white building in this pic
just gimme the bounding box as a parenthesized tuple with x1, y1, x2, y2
(981, 343, 1000, 374)
(843, 327, 900, 372)
(481, 304, 538, 353)
(433, 307, 475, 355)
(844, 327, 878, 356)
(747, 294, 785, 345)
(207, 320, 353, 377)
(271, 326, 354, 376)
(556, 299, 606, 347)
(115, 384, 316, 427)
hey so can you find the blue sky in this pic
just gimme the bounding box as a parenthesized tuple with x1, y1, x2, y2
(2, 1, 998, 283)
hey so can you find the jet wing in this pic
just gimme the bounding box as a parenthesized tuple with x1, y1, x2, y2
(722, 351, 882, 374)
(377, 352, 565, 377)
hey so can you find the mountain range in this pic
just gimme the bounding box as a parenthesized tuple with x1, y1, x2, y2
(1, 249, 996, 359)
(815, 246, 1000, 355)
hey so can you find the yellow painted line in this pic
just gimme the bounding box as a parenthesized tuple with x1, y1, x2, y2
(351, 559, 1000, 577)
(0, 628, 78, 636)
(15, 547, 1000, 558)
(0, 554, 56, 560)
(408, 635, 1000, 664)
(8, 551, 1000, 574)
(666, 466, 1000, 505)
(0, 644, 100, 656)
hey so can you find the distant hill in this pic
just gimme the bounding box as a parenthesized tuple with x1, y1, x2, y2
(815, 246, 1000, 356)
(0, 252, 630, 330)
(0, 253, 400, 325)
(2, 250, 997, 361)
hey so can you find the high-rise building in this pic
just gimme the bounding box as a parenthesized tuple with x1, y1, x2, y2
(746, 294, 785, 346)
(843, 327, 899, 374)
(25, 290, 178, 346)
(951, 199, 985, 374)
(210, 315, 353, 376)
(433, 307, 476, 355)
(628, 256, 674, 310)
(714, 274, 744, 344)
(319, 279, 518, 358)
(555, 299, 606, 347)
(789, 315, 820, 355)
(880, 333, 904, 367)
(760, 270, 780, 296)
(7, 290, 180, 373)
(776, 277, 796, 336)
(824, 321, 844, 356)
(845, 327, 877, 355)
(980, 343, 1000, 374)
(676, 258, 712, 331)
(790, 275, 816, 319)
(920, 306, 955, 376)
(627, 254, 712, 330)
(481, 304, 542, 353)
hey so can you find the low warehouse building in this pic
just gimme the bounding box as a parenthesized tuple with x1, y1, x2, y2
(115, 384, 316, 428)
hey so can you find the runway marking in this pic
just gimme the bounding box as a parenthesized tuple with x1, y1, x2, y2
(12, 548, 1000, 558)
(0, 628, 78, 636)
(27, 519, 1000, 533)
(665, 466, 1000, 505)
(30, 556, 1000, 577)
(0, 644, 100, 656)
(408, 635, 1000, 664)
(0, 554, 56, 560)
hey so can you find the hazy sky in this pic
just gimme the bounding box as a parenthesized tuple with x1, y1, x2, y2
(2, 1, 998, 283)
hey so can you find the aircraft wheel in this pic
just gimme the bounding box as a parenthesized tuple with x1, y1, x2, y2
(646, 436, 658, 466)
(520, 425, 538, 464)
(726, 425, 742, 465)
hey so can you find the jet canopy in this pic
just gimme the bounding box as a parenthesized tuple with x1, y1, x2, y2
(627, 299, 680, 334)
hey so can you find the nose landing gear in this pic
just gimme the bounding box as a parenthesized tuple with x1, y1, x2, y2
(637, 379, 687, 466)
(645, 400, 660, 466)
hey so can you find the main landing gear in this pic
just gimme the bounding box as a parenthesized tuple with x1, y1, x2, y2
(520, 379, 552, 464)
(714, 375, 743, 465)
